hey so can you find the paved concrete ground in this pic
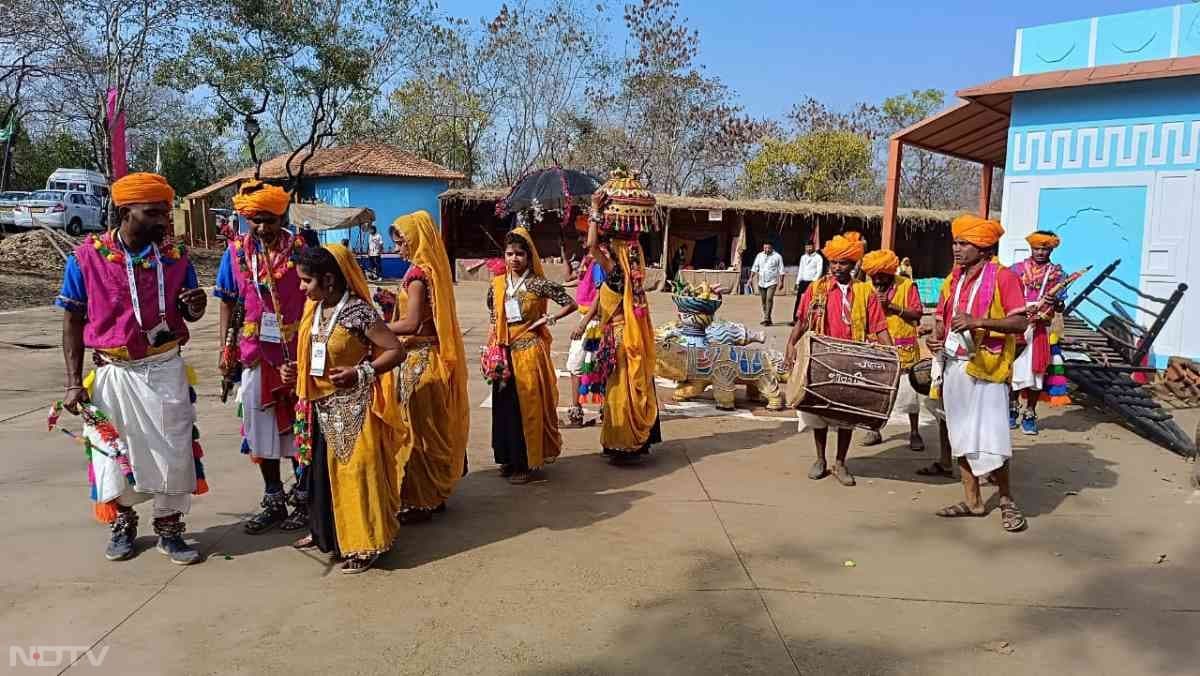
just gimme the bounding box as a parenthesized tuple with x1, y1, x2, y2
(1, 282, 1198, 675)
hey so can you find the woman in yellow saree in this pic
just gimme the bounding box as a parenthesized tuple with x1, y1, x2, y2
(387, 211, 469, 523)
(489, 228, 577, 484)
(282, 245, 406, 574)
(587, 194, 662, 463)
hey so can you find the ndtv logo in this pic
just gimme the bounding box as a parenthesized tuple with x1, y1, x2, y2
(9, 646, 110, 668)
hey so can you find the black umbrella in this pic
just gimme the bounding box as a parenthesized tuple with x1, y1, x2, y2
(497, 167, 602, 218)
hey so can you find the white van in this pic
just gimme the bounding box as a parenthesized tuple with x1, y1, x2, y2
(46, 168, 110, 201)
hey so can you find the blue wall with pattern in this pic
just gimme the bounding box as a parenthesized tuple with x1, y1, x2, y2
(1006, 77, 1200, 177)
(1016, 4, 1200, 76)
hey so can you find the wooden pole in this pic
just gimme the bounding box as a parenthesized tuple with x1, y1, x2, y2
(979, 162, 994, 219)
(881, 139, 903, 251)
(660, 208, 672, 286)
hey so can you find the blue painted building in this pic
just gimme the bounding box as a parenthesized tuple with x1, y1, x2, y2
(185, 144, 464, 269)
(887, 3, 1200, 365)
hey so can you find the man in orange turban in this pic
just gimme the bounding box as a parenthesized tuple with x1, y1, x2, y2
(859, 248, 926, 451)
(232, 179, 291, 218)
(785, 231, 892, 487)
(1009, 230, 1065, 435)
(928, 214, 1029, 532)
(56, 171, 210, 565)
(822, 231, 866, 263)
(215, 178, 309, 536)
(951, 214, 1004, 249)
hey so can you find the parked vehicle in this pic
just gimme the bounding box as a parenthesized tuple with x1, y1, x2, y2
(12, 190, 105, 235)
(0, 191, 31, 228)
(46, 168, 110, 201)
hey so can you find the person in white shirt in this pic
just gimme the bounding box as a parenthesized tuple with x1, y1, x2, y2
(367, 224, 384, 278)
(750, 242, 785, 325)
(790, 242, 825, 326)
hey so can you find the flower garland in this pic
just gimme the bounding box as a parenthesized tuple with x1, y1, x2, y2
(90, 230, 185, 268)
(234, 232, 302, 285)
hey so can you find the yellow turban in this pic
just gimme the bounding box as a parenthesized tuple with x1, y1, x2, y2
(233, 180, 292, 217)
(861, 249, 900, 275)
(951, 214, 1004, 248)
(822, 232, 866, 262)
(111, 172, 175, 207)
(1026, 232, 1061, 249)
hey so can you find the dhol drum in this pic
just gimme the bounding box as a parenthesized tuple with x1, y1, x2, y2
(786, 333, 901, 430)
(908, 358, 933, 396)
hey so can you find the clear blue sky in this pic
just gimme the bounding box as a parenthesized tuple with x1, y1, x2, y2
(435, 0, 1158, 117)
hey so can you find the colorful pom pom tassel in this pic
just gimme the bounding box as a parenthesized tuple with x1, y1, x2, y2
(93, 501, 120, 524)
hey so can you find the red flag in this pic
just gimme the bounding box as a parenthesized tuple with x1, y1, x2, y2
(106, 88, 128, 179)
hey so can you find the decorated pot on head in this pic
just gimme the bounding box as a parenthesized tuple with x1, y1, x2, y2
(594, 169, 659, 237)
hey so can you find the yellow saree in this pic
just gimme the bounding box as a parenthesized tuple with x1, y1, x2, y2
(391, 211, 469, 510)
(598, 239, 661, 452)
(296, 245, 405, 558)
(490, 228, 565, 470)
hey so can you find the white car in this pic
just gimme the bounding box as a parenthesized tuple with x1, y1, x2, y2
(0, 191, 31, 227)
(13, 190, 105, 235)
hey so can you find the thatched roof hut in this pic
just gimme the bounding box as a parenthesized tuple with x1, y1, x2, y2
(439, 188, 959, 281)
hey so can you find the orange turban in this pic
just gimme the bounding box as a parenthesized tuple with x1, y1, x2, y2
(822, 232, 866, 262)
(111, 172, 175, 207)
(232, 180, 292, 217)
(1026, 232, 1060, 249)
(861, 249, 900, 275)
(951, 214, 1004, 248)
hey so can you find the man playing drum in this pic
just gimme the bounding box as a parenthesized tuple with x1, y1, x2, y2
(859, 248, 925, 451)
(927, 215, 1029, 532)
(784, 232, 892, 487)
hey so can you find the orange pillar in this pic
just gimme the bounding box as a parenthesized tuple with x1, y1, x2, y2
(979, 163, 994, 219)
(881, 139, 903, 250)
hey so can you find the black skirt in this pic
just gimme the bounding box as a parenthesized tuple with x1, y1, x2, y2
(491, 375, 530, 471)
(303, 413, 340, 558)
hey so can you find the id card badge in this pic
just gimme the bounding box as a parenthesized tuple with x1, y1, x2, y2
(146, 320, 172, 348)
(943, 331, 965, 358)
(310, 341, 328, 377)
(260, 312, 282, 344)
(504, 296, 523, 323)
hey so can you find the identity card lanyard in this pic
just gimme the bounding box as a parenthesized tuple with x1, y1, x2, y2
(121, 235, 165, 331)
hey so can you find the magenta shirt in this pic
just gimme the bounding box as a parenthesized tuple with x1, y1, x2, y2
(73, 237, 193, 359)
(220, 235, 306, 368)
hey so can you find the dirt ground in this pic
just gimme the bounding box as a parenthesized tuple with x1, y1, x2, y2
(0, 241, 224, 312)
(1, 283, 1198, 675)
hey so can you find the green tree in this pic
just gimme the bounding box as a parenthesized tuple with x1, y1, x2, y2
(159, 0, 435, 187)
(877, 89, 988, 210)
(742, 131, 873, 203)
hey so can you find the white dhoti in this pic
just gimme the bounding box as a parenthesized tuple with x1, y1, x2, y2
(1010, 325, 1042, 392)
(797, 410, 853, 432)
(941, 360, 1012, 477)
(92, 350, 196, 514)
(237, 363, 295, 459)
(565, 320, 601, 376)
(892, 374, 921, 416)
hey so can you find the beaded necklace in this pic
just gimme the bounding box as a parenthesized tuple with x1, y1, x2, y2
(90, 230, 184, 269)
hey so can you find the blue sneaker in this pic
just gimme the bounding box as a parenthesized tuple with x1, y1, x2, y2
(105, 510, 138, 562)
(1021, 412, 1039, 436)
(153, 515, 201, 565)
(157, 535, 201, 565)
(1009, 408, 1019, 430)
